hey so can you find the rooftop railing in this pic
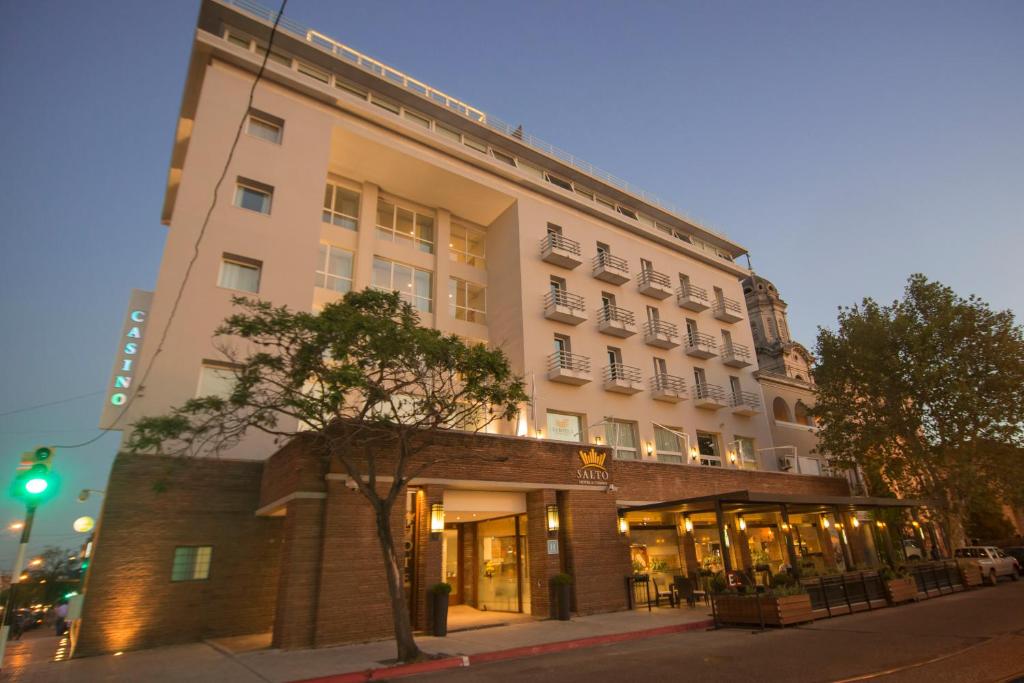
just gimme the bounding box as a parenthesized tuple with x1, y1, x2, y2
(222, 0, 734, 243)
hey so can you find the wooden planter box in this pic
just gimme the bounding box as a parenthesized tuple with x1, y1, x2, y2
(715, 593, 814, 627)
(959, 563, 984, 587)
(885, 577, 918, 604)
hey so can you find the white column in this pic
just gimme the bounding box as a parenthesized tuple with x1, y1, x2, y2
(353, 182, 379, 291)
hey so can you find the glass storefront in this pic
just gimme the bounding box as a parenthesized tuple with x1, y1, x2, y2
(442, 528, 459, 603)
(477, 515, 528, 612)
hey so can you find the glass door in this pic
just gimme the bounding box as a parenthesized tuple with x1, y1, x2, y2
(478, 516, 521, 612)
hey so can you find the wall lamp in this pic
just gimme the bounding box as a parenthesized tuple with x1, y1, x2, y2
(617, 514, 629, 535)
(546, 504, 560, 533)
(646, 442, 654, 457)
(682, 515, 694, 534)
(737, 515, 747, 532)
(430, 503, 445, 534)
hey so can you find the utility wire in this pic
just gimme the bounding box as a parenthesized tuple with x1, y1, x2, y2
(0, 391, 104, 419)
(54, 0, 289, 450)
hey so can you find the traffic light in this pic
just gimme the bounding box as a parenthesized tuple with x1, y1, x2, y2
(11, 446, 58, 504)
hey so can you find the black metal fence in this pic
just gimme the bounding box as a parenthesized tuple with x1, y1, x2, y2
(800, 570, 887, 615)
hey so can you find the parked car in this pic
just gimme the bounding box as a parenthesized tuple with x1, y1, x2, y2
(954, 546, 1020, 584)
(1001, 546, 1024, 576)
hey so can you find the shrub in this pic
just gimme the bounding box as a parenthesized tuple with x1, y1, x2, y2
(430, 582, 453, 595)
(709, 571, 728, 594)
(552, 573, 574, 586)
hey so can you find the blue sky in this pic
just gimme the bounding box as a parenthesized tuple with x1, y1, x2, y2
(0, 0, 1021, 561)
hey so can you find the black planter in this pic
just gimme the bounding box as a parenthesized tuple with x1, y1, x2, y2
(429, 592, 449, 636)
(555, 583, 572, 621)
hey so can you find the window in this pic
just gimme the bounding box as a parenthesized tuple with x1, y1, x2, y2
(553, 334, 571, 355)
(546, 411, 583, 443)
(693, 367, 707, 387)
(197, 363, 237, 399)
(463, 135, 488, 153)
(617, 206, 638, 220)
(640, 258, 653, 273)
(596, 196, 616, 210)
(607, 419, 638, 460)
(491, 149, 517, 166)
(653, 357, 668, 376)
(596, 242, 610, 257)
(370, 93, 400, 114)
(436, 122, 462, 143)
(234, 179, 272, 214)
(686, 319, 699, 345)
(323, 183, 360, 230)
(449, 222, 486, 268)
(729, 376, 742, 401)
(544, 172, 573, 191)
(246, 110, 283, 144)
(696, 431, 721, 466)
(225, 30, 251, 49)
(254, 43, 291, 66)
(372, 257, 433, 312)
(547, 223, 562, 235)
(315, 243, 354, 293)
(376, 198, 434, 253)
(646, 306, 659, 323)
(795, 400, 812, 426)
(606, 346, 623, 375)
(296, 61, 330, 83)
(550, 275, 566, 293)
(171, 546, 212, 581)
(218, 254, 261, 293)
(403, 109, 432, 129)
(734, 436, 757, 470)
(654, 426, 684, 464)
(722, 329, 733, 351)
(335, 77, 368, 100)
(449, 278, 486, 324)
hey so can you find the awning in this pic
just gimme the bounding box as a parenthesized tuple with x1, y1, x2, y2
(622, 490, 928, 515)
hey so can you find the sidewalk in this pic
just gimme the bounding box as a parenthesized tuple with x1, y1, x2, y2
(1, 606, 712, 682)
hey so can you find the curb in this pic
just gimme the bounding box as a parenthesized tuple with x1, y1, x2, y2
(290, 619, 713, 683)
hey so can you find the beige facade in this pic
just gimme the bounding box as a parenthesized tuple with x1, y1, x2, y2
(111, 0, 826, 477)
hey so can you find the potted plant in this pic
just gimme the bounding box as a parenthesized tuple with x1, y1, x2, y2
(881, 566, 917, 605)
(551, 573, 573, 621)
(427, 583, 452, 636)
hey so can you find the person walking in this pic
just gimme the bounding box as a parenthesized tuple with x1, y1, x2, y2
(54, 602, 68, 636)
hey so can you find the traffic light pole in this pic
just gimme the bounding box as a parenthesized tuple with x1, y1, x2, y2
(0, 504, 37, 668)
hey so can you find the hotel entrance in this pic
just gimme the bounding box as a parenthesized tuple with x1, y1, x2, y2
(440, 491, 531, 616)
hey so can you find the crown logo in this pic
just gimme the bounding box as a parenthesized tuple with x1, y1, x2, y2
(578, 448, 607, 471)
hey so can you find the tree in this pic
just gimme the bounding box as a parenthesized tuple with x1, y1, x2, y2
(18, 546, 80, 605)
(813, 274, 1024, 549)
(127, 289, 527, 662)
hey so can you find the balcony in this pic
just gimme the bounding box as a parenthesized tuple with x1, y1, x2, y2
(592, 252, 630, 285)
(693, 383, 729, 410)
(642, 319, 680, 348)
(540, 232, 582, 269)
(731, 390, 761, 416)
(713, 296, 743, 323)
(636, 269, 673, 299)
(676, 283, 709, 311)
(544, 290, 587, 325)
(547, 350, 592, 385)
(650, 373, 687, 403)
(684, 332, 717, 359)
(721, 342, 752, 368)
(603, 363, 643, 394)
(597, 305, 637, 338)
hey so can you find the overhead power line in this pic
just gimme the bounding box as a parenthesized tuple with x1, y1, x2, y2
(0, 391, 104, 420)
(55, 0, 290, 450)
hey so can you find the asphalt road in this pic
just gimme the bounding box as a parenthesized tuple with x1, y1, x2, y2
(418, 578, 1024, 683)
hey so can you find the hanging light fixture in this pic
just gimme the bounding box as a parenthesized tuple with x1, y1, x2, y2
(430, 503, 445, 534)
(546, 504, 560, 533)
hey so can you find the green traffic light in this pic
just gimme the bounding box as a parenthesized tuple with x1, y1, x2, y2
(24, 477, 49, 495)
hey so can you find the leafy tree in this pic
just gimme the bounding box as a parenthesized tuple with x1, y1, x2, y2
(127, 289, 527, 662)
(813, 274, 1024, 548)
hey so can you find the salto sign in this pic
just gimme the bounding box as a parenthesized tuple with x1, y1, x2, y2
(99, 289, 154, 429)
(576, 448, 610, 485)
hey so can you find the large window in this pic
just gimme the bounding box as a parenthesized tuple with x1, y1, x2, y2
(734, 436, 757, 470)
(315, 243, 354, 293)
(234, 178, 273, 214)
(171, 546, 212, 582)
(607, 419, 639, 460)
(218, 254, 261, 293)
(546, 411, 583, 442)
(323, 183, 360, 230)
(197, 363, 237, 399)
(449, 278, 486, 324)
(654, 426, 684, 464)
(372, 257, 433, 312)
(696, 431, 721, 467)
(449, 222, 486, 268)
(376, 198, 434, 253)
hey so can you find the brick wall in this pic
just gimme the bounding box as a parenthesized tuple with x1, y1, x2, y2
(561, 489, 632, 615)
(75, 453, 282, 657)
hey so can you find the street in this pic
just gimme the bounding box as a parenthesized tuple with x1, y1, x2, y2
(418, 580, 1024, 683)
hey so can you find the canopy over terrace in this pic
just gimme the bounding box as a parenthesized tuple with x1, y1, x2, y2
(620, 491, 937, 582)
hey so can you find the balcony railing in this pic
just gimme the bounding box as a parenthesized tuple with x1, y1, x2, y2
(643, 319, 678, 338)
(592, 252, 630, 284)
(545, 289, 585, 311)
(676, 283, 710, 310)
(597, 304, 635, 326)
(540, 232, 582, 268)
(685, 331, 717, 358)
(651, 372, 687, 395)
(721, 342, 752, 367)
(603, 363, 642, 383)
(713, 296, 743, 322)
(730, 390, 761, 414)
(637, 269, 672, 299)
(693, 382, 728, 404)
(548, 350, 590, 373)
